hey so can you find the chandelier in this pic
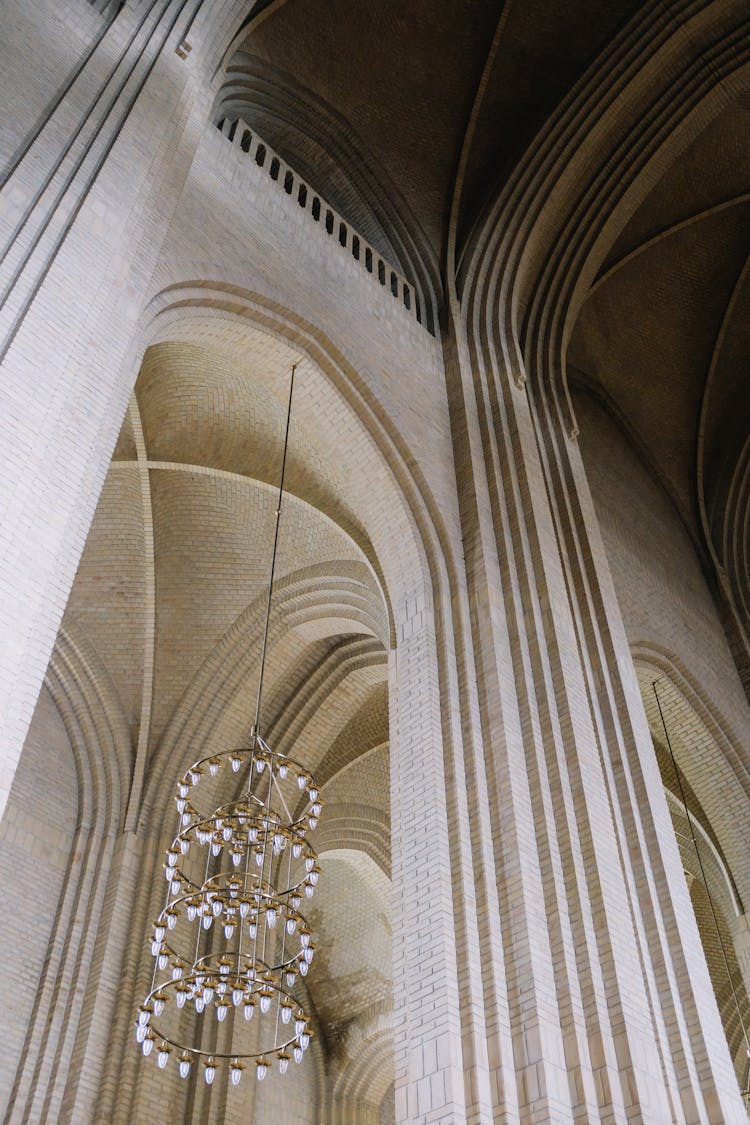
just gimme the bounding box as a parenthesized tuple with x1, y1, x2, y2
(136, 364, 322, 1086)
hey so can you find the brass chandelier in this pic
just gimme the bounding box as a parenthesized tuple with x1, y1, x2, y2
(136, 364, 322, 1086)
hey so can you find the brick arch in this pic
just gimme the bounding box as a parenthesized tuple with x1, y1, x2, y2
(633, 643, 750, 913)
(5, 621, 130, 1123)
(100, 283, 482, 1124)
(141, 564, 388, 822)
(316, 804, 390, 878)
(331, 1003, 395, 1122)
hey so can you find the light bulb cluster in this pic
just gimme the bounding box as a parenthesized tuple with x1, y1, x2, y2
(136, 736, 321, 1084)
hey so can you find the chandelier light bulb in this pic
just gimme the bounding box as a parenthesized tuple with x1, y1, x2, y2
(256, 1059, 268, 1081)
(204, 1060, 216, 1085)
(266, 906, 277, 928)
(308, 787, 318, 803)
(285, 916, 297, 935)
(231, 1062, 244, 1086)
(176, 988, 187, 1009)
(243, 999, 255, 1021)
(281, 1002, 293, 1025)
(278, 763, 288, 779)
(157, 952, 169, 971)
(248, 921, 258, 939)
(293, 1045, 303, 1064)
(232, 986, 244, 1006)
(157, 1046, 170, 1069)
(231, 754, 242, 772)
(179, 1055, 191, 1078)
(295, 1017, 306, 1036)
(195, 995, 205, 1013)
(136, 1024, 148, 1044)
(299, 1032, 310, 1050)
(256, 758, 266, 774)
(142, 1035, 154, 1057)
(178, 782, 190, 799)
(299, 959, 309, 976)
(297, 772, 306, 790)
(278, 1052, 290, 1075)
(217, 1002, 228, 1022)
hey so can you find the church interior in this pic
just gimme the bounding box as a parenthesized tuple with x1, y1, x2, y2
(1, 2, 749, 1122)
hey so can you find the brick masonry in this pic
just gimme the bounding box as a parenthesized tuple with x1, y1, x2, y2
(0, 3, 749, 1124)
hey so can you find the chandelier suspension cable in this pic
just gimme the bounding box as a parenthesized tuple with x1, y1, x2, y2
(651, 679, 750, 1064)
(254, 363, 297, 738)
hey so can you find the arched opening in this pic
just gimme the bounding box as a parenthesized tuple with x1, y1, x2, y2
(1, 291, 451, 1123)
(106, 327, 405, 1122)
(636, 665, 750, 1094)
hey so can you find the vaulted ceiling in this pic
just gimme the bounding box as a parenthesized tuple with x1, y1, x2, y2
(55, 330, 398, 1111)
(225, 0, 645, 269)
(569, 89, 750, 574)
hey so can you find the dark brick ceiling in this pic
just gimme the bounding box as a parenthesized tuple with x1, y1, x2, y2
(236, 0, 644, 262)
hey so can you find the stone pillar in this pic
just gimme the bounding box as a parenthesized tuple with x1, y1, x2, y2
(442, 300, 748, 1122)
(389, 585, 468, 1123)
(0, 0, 241, 816)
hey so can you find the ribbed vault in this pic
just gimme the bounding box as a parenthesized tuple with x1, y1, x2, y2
(28, 314, 413, 1121)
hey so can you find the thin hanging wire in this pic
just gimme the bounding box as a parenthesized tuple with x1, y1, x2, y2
(253, 364, 297, 738)
(652, 679, 750, 1068)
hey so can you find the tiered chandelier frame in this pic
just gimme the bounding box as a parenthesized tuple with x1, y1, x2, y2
(136, 364, 322, 1087)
